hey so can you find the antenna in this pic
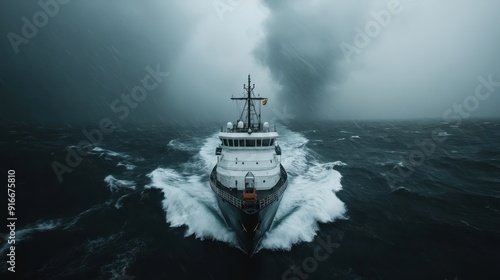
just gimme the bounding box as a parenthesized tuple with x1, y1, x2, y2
(231, 75, 266, 131)
(243, 75, 256, 129)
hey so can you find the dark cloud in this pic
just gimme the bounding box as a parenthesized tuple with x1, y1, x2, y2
(253, 0, 353, 119)
(1, 0, 499, 125)
(255, 0, 500, 120)
(0, 0, 195, 124)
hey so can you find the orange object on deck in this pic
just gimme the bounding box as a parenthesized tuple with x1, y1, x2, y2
(243, 189, 257, 203)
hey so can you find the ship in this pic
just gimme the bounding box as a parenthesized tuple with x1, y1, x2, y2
(209, 75, 288, 255)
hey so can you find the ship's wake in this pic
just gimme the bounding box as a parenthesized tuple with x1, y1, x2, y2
(146, 127, 346, 252)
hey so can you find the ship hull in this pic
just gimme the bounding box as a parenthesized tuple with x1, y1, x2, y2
(210, 166, 287, 255)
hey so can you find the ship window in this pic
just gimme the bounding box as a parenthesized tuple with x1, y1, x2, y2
(270, 139, 275, 146)
(223, 139, 228, 146)
(234, 140, 238, 147)
(262, 139, 270, 146)
(263, 180, 266, 183)
(228, 139, 233, 146)
(246, 139, 255, 147)
(239, 139, 245, 147)
(256, 139, 262, 146)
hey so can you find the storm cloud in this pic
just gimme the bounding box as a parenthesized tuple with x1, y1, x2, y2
(1, 0, 499, 125)
(255, 0, 500, 120)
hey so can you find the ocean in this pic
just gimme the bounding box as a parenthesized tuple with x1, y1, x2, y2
(1, 119, 499, 280)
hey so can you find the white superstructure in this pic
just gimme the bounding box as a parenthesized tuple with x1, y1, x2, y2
(216, 131, 281, 191)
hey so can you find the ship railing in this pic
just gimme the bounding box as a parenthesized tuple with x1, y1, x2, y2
(211, 165, 288, 211)
(210, 172, 242, 209)
(221, 122, 277, 133)
(258, 165, 288, 209)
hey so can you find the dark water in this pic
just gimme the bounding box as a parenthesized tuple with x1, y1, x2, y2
(1, 119, 499, 280)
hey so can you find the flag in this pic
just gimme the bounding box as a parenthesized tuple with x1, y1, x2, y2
(262, 98, 268, 105)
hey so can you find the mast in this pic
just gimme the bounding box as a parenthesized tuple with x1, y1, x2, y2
(245, 75, 253, 129)
(231, 75, 266, 130)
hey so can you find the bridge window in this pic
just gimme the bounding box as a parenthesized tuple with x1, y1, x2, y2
(223, 139, 228, 146)
(270, 139, 274, 146)
(228, 139, 233, 146)
(262, 139, 270, 146)
(256, 139, 262, 147)
(239, 139, 245, 147)
(246, 139, 255, 147)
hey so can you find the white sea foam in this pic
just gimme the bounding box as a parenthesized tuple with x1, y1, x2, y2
(16, 219, 63, 240)
(393, 161, 405, 169)
(332, 161, 347, 167)
(146, 168, 237, 245)
(104, 175, 136, 191)
(92, 147, 131, 160)
(167, 138, 204, 153)
(117, 161, 136, 170)
(438, 131, 452, 137)
(146, 127, 346, 251)
(114, 194, 129, 209)
(260, 162, 345, 250)
(0, 219, 63, 256)
(278, 129, 309, 175)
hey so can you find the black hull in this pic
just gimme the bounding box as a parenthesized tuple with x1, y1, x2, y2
(210, 165, 288, 255)
(215, 186, 284, 255)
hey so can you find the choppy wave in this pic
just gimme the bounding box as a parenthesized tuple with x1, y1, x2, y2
(105, 175, 136, 192)
(92, 147, 131, 159)
(0, 219, 64, 256)
(332, 161, 347, 167)
(117, 161, 136, 170)
(99, 238, 145, 280)
(167, 138, 200, 153)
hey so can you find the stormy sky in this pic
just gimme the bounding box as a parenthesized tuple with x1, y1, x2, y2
(1, 0, 499, 125)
